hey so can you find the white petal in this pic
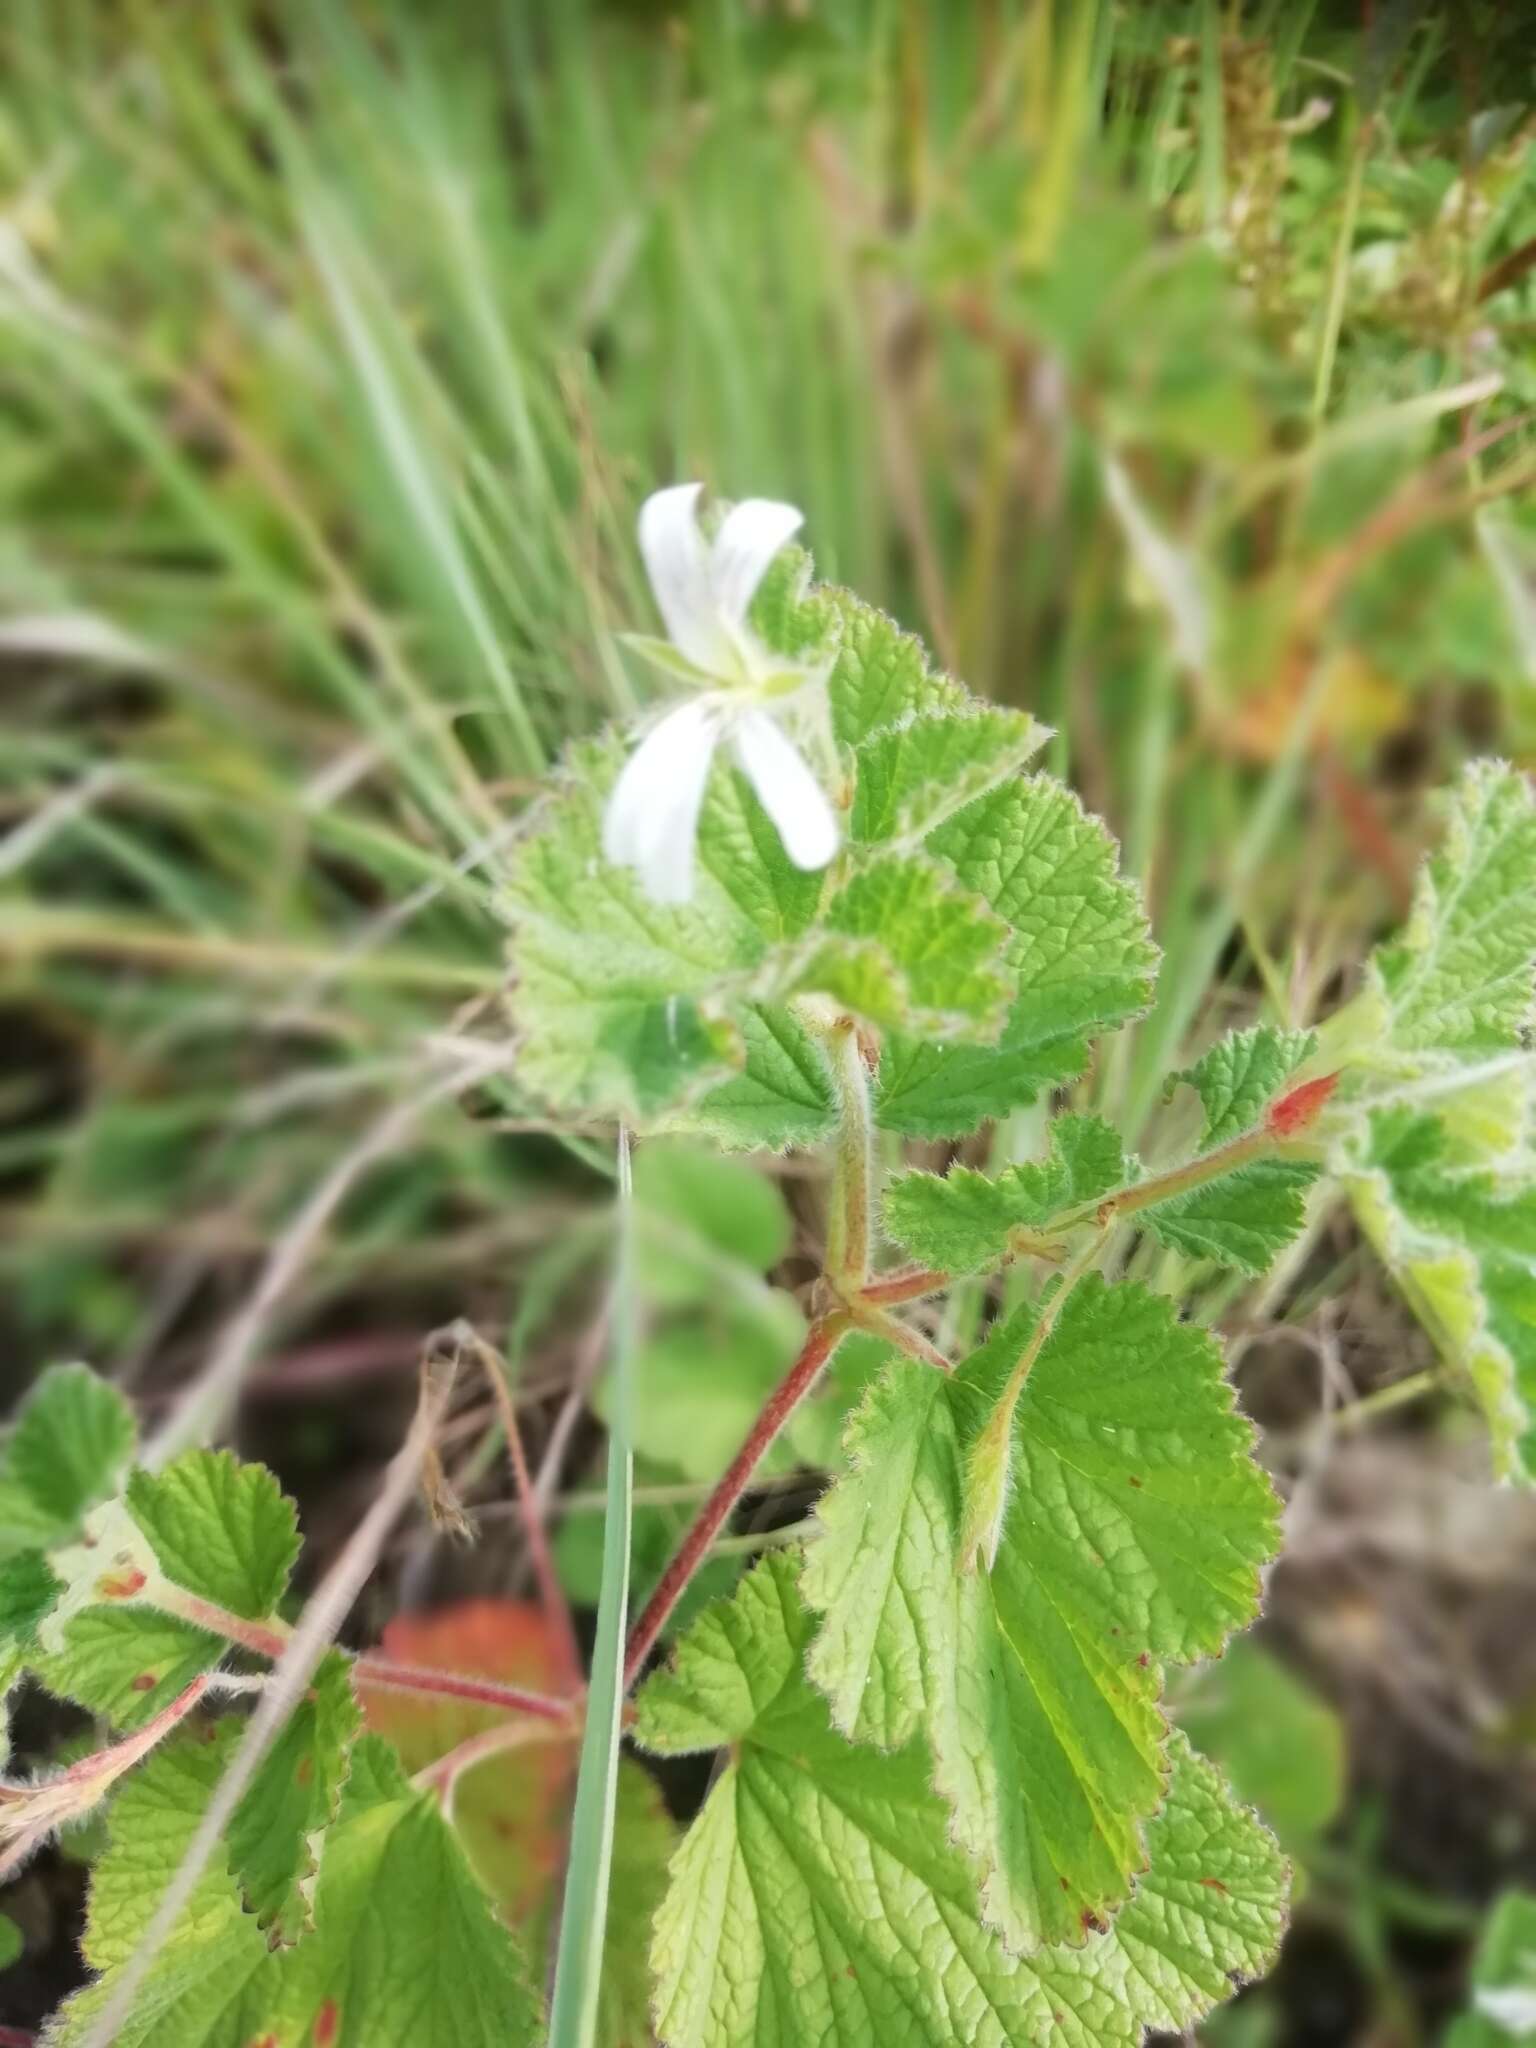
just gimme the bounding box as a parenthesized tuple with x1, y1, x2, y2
(711, 498, 804, 631)
(637, 484, 732, 674)
(602, 700, 719, 904)
(732, 709, 839, 873)
(1475, 1987, 1536, 2036)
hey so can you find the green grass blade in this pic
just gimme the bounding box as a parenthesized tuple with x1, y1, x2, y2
(548, 1128, 636, 2048)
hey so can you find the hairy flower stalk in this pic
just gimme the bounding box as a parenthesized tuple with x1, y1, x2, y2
(0, 1678, 211, 1884)
(602, 483, 839, 903)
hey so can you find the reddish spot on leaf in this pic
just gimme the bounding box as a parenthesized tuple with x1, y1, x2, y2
(1200, 1876, 1231, 1894)
(1058, 1876, 1070, 1891)
(1266, 1071, 1340, 1138)
(295, 1754, 314, 1787)
(844, 1964, 857, 1980)
(130, 1672, 157, 1693)
(249, 2036, 278, 2048)
(1138, 1652, 1150, 1668)
(1127, 1475, 1143, 1489)
(313, 2001, 339, 2046)
(358, 1600, 574, 1925)
(96, 1565, 147, 1601)
(1081, 1909, 1108, 1935)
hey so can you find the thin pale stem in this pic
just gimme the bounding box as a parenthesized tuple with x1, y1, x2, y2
(860, 1264, 951, 1306)
(152, 1572, 575, 1724)
(412, 1717, 574, 1808)
(154, 1585, 292, 1659)
(447, 1319, 583, 1692)
(1052, 1127, 1279, 1235)
(355, 1657, 578, 1726)
(961, 1228, 1110, 1571)
(1330, 1368, 1440, 1434)
(622, 1314, 849, 1689)
(850, 1301, 954, 1374)
(823, 1018, 875, 1289)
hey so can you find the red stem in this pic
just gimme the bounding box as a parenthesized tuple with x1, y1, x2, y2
(622, 1315, 847, 1689)
(354, 1655, 577, 1726)
(0, 2027, 37, 2047)
(491, 1367, 583, 1694)
(154, 1583, 576, 1724)
(860, 1265, 949, 1305)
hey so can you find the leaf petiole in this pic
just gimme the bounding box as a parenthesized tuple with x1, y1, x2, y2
(959, 1225, 1112, 1573)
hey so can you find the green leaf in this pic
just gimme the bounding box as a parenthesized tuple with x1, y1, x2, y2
(884, 1115, 1130, 1273)
(691, 1005, 836, 1151)
(509, 565, 1146, 1145)
(1371, 761, 1536, 1061)
(1448, 1890, 1536, 2047)
(1327, 766, 1536, 1475)
(125, 1449, 300, 1621)
(608, 1305, 805, 1488)
(1173, 1027, 1319, 1144)
(0, 1647, 22, 1769)
(1140, 1029, 1321, 1276)
(225, 1648, 361, 1945)
(876, 778, 1157, 1138)
(0, 1365, 136, 1556)
(0, 1548, 61, 1647)
(1177, 1637, 1346, 1846)
(634, 1142, 792, 1302)
(638, 1554, 1286, 2048)
(819, 853, 1012, 1038)
(815, 583, 965, 748)
(801, 1278, 1279, 1949)
(54, 1728, 542, 2047)
(505, 732, 765, 1128)
(849, 706, 1044, 846)
(1140, 1159, 1318, 1277)
(29, 1605, 224, 1731)
(0, 1910, 21, 1972)
(19, 1449, 309, 1731)
(1345, 1110, 1536, 1481)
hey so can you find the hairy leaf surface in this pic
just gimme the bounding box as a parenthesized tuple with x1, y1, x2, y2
(637, 1555, 1286, 2048)
(884, 1115, 1129, 1272)
(0, 1366, 135, 1557)
(800, 1281, 1278, 1949)
(507, 566, 1151, 1146)
(53, 1728, 542, 2046)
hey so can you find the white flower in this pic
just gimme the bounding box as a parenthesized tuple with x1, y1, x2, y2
(1476, 1985, 1536, 2038)
(602, 483, 839, 905)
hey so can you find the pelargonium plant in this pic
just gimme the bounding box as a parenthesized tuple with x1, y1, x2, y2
(3, 486, 1534, 2047)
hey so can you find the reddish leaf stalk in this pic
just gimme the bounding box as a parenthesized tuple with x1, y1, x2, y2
(461, 1326, 584, 1693)
(151, 1582, 576, 1724)
(622, 1314, 848, 1690)
(860, 1264, 951, 1306)
(355, 1655, 578, 1726)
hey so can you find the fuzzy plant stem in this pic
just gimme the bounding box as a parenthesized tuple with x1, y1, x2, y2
(621, 1311, 848, 1689)
(623, 1007, 880, 1687)
(149, 1583, 577, 1725)
(823, 1015, 874, 1290)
